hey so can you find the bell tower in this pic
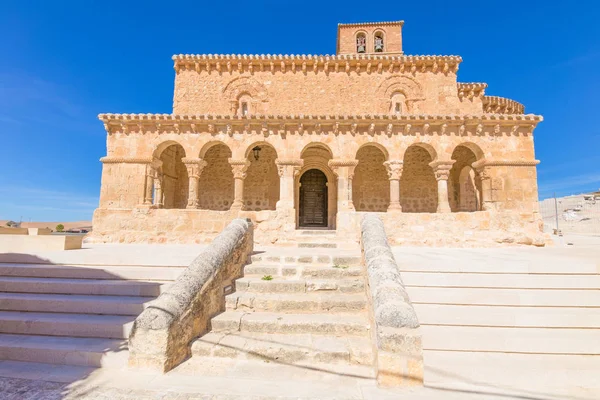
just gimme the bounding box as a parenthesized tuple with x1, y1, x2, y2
(336, 21, 404, 55)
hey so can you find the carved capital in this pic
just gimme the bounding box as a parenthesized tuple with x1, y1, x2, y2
(383, 160, 403, 180)
(182, 158, 207, 178)
(275, 159, 304, 178)
(228, 158, 250, 179)
(429, 160, 455, 181)
(328, 159, 359, 178)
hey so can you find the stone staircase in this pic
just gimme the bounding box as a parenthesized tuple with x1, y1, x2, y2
(189, 249, 375, 374)
(392, 246, 600, 398)
(0, 262, 182, 367)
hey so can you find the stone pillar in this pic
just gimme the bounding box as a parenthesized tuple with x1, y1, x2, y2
(229, 159, 250, 210)
(141, 158, 162, 207)
(275, 159, 303, 210)
(153, 173, 164, 208)
(384, 160, 403, 212)
(473, 161, 493, 211)
(429, 161, 455, 213)
(182, 158, 207, 209)
(328, 159, 358, 212)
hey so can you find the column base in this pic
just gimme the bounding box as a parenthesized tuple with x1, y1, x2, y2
(387, 203, 402, 212)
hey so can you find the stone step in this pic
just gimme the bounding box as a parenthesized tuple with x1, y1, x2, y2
(235, 276, 365, 294)
(226, 292, 367, 313)
(402, 271, 600, 289)
(0, 263, 184, 281)
(243, 264, 363, 279)
(420, 325, 600, 355)
(0, 311, 134, 339)
(211, 311, 370, 336)
(395, 256, 599, 275)
(0, 334, 128, 367)
(297, 243, 337, 249)
(296, 230, 337, 236)
(250, 253, 361, 266)
(192, 332, 373, 365)
(423, 350, 600, 399)
(0, 292, 153, 316)
(413, 303, 600, 328)
(406, 286, 600, 307)
(0, 276, 168, 296)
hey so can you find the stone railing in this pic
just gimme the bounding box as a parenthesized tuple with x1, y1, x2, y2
(483, 95, 525, 114)
(360, 214, 423, 387)
(128, 218, 253, 372)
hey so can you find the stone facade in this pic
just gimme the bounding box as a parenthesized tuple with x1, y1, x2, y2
(91, 20, 546, 246)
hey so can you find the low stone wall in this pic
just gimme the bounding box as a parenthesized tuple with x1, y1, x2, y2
(361, 214, 423, 387)
(342, 210, 548, 247)
(128, 218, 253, 372)
(91, 207, 549, 247)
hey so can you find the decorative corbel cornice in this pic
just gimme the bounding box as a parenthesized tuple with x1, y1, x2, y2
(100, 156, 153, 164)
(472, 159, 540, 169)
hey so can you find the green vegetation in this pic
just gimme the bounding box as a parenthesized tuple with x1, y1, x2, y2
(261, 275, 273, 281)
(332, 264, 349, 269)
(56, 224, 65, 232)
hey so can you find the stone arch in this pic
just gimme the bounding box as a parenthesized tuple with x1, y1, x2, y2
(373, 29, 385, 52)
(198, 142, 234, 211)
(156, 143, 188, 209)
(243, 142, 280, 211)
(353, 144, 389, 212)
(376, 75, 425, 113)
(400, 142, 437, 162)
(400, 144, 438, 212)
(298, 143, 337, 228)
(355, 30, 367, 53)
(449, 143, 482, 212)
(223, 76, 268, 115)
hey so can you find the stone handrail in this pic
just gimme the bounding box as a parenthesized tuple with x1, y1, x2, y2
(128, 218, 253, 372)
(360, 214, 423, 387)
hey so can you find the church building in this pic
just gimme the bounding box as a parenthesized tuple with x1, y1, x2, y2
(92, 21, 546, 246)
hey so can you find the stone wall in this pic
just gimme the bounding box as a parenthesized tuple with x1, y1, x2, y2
(400, 146, 437, 212)
(172, 67, 482, 115)
(361, 214, 423, 387)
(198, 144, 234, 211)
(128, 218, 253, 372)
(353, 146, 389, 212)
(243, 146, 279, 211)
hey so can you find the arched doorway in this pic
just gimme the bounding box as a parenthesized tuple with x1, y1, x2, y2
(299, 169, 328, 227)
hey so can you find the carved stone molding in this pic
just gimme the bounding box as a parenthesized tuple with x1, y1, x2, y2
(100, 156, 153, 164)
(472, 159, 540, 169)
(383, 160, 404, 180)
(182, 158, 207, 178)
(328, 159, 360, 168)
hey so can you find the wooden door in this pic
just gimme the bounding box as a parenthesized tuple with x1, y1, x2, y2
(299, 169, 328, 227)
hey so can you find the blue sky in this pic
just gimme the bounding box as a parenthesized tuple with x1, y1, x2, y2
(1, 0, 599, 222)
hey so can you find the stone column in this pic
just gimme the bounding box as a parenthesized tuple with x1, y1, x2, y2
(229, 159, 250, 210)
(153, 173, 164, 208)
(182, 158, 207, 209)
(142, 158, 162, 207)
(384, 160, 403, 212)
(473, 160, 493, 211)
(275, 159, 303, 210)
(328, 159, 359, 212)
(429, 161, 455, 213)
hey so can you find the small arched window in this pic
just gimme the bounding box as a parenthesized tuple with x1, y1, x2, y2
(237, 93, 252, 117)
(390, 92, 406, 115)
(374, 32, 384, 52)
(356, 33, 366, 53)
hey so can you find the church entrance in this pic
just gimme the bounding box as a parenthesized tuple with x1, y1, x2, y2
(299, 169, 328, 227)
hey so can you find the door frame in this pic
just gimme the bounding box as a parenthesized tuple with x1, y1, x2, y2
(298, 169, 328, 228)
(295, 166, 336, 229)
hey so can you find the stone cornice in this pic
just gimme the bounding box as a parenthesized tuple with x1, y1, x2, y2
(100, 156, 152, 164)
(472, 159, 540, 168)
(98, 113, 543, 136)
(457, 83, 487, 100)
(338, 21, 404, 27)
(172, 54, 462, 74)
(483, 96, 525, 115)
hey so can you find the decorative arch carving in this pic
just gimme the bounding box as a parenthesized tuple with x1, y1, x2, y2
(376, 75, 425, 113)
(222, 77, 268, 115)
